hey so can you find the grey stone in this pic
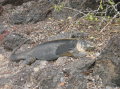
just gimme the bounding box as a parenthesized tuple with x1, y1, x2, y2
(26, 59, 94, 89)
(10, 13, 26, 24)
(93, 35, 120, 87)
(9, 0, 52, 24)
(0, 0, 36, 6)
(51, 0, 100, 20)
(0, 24, 6, 34)
(52, 7, 82, 20)
(2, 33, 30, 51)
(52, 0, 120, 19)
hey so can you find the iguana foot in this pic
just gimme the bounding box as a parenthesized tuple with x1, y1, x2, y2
(23, 56, 36, 65)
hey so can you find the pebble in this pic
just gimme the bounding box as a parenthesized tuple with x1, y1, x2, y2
(0, 54, 4, 61)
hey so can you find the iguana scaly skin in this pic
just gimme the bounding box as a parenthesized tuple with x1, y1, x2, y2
(9, 38, 95, 65)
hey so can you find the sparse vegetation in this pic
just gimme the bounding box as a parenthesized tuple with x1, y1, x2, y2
(0, 0, 120, 89)
(53, 3, 64, 12)
(85, 13, 98, 21)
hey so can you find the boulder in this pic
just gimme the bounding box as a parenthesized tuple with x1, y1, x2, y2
(52, 0, 100, 20)
(92, 35, 120, 87)
(0, 56, 95, 89)
(0, 24, 6, 34)
(52, 7, 83, 20)
(51, 0, 100, 10)
(9, 0, 52, 24)
(67, 0, 99, 10)
(52, 0, 120, 19)
(2, 33, 30, 51)
(0, 24, 10, 42)
(29, 59, 94, 89)
(0, 0, 37, 6)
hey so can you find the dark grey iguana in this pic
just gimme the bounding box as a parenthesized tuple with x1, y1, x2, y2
(9, 38, 95, 65)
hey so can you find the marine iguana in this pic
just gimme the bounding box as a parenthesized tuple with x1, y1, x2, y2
(9, 38, 95, 65)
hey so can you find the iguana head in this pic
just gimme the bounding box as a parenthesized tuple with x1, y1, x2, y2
(76, 40, 95, 52)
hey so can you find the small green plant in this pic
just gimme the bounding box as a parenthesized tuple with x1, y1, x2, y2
(108, 0, 115, 5)
(76, 21, 82, 25)
(107, 16, 111, 19)
(53, 3, 64, 12)
(99, 0, 104, 10)
(85, 13, 98, 21)
(99, 0, 115, 15)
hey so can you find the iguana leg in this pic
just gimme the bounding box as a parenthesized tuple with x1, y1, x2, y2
(71, 51, 87, 58)
(23, 56, 36, 65)
(59, 51, 87, 58)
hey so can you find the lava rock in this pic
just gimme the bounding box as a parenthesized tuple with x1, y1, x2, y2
(52, 7, 81, 20)
(0, 24, 6, 34)
(12, 58, 94, 89)
(2, 33, 30, 51)
(0, 24, 10, 42)
(9, 0, 52, 24)
(51, 0, 100, 20)
(93, 35, 120, 87)
(0, 0, 37, 6)
(10, 13, 26, 24)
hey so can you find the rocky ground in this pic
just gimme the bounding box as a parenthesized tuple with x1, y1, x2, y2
(0, 0, 120, 89)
